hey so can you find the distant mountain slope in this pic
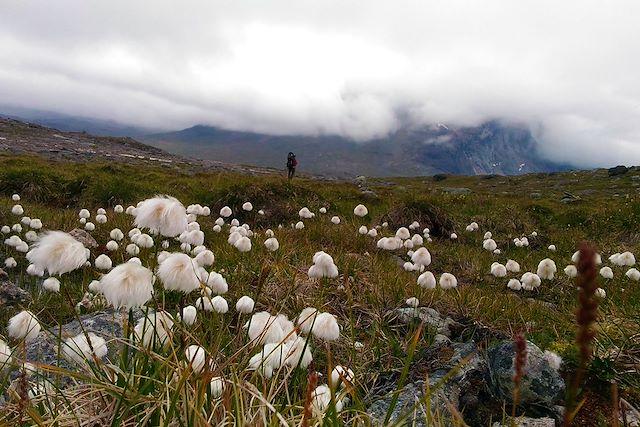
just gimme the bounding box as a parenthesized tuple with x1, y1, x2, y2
(141, 121, 570, 177)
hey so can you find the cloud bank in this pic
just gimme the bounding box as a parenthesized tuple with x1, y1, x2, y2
(1, 0, 639, 167)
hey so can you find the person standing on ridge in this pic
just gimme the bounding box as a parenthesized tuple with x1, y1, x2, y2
(286, 152, 297, 180)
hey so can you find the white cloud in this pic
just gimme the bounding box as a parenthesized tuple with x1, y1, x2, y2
(1, 0, 639, 167)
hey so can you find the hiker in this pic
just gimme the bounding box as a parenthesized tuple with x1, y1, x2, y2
(286, 152, 297, 180)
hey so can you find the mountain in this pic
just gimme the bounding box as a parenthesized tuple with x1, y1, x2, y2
(0, 105, 154, 137)
(141, 121, 570, 177)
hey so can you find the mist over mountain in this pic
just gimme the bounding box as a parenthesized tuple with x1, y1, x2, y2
(141, 121, 569, 177)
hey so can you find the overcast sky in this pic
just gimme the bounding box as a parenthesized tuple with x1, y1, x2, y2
(1, 0, 639, 167)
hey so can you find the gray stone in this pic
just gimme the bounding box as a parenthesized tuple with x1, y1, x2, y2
(487, 340, 565, 406)
(560, 193, 580, 204)
(492, 416, 555, 427)
(394, 307, 463, 338)
(69, 228, 98, 248)
(440, 187, 472, 194)
(25, 308, 143, 368)
(0, 268, 31, 307)
(621, 398, 640, 427)
(529, 192, 542, 199)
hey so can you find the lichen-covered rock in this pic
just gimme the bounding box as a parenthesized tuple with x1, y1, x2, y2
(492, 416, 555, 427)
(487, 340, 564, 406)
(394, 307, 464, 338)
(69, 228, 98, 248)
(0, 268, 31, 307)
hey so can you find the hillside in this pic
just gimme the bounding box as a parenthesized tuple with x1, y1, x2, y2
(142, 121, 570, 178)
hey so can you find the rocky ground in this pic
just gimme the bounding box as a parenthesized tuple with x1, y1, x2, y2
(0, 117, 281, 177)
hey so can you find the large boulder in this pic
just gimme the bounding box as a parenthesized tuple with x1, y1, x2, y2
(487, 340, 564, 407)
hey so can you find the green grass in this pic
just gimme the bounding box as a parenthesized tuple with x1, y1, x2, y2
(0, 154, 638, 425)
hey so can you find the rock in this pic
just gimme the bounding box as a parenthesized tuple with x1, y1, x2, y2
(487, 340, 564, 407)
(529, 192, 541, 199)
(25, 308, 143, 369)
(432, 174, 449, 182)
(608, 165, 629, 176)
(620, 398, 640, 427)
(69, 228, 98, 248)
(560, 193, 580, 204)
(0, 268, 31, 307)
(394, 307, 464, 338)
(492, 416, 555, 427)
(440, 187, 472, 194)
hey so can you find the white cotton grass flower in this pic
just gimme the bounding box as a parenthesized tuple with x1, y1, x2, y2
(600, 266, 614, 279)
(506, 260, 520, 273)
(521, 272, 541, 290)
(220, 206, 232, 218)
(61, 332, 108, 366)
(439, 273, 458, 289)
(417, 271, 436, 289)
(483, 239, 497, 252)
(100, 262, 154, 308)
(106, 240, 119, 251)
(85, 222, 95, 231)
(157, 252, 202, 293)
(308, 251, 339, 279)
(411, 234, 424, 246)
(395, 227, 410, 240)
(410, 247, 431, 267)
(618, 251, 636, 266)
(125, 205, 136, 215)
(564, 265, 577, 278)
(234, 236, 252, 252)
(507, 278, 522, 291)
(311, 385, 346, 413)
(114, 204, 124, 214)
(409, 221, 420, 230)
(213, 224, 222, 233)
(128, 257, 142, 265)
(1, 225, 10, 234)
(483, 231, 492, 240)
(11, 205, 24, 216)
(572, 250, 602, 264)
(136, 234, 154, 248)
(536, 258, 557, 280)
(548, 245, 557, 252)
(544, 350, 563, 371)
(367, 228, 378, 237)
(29, 219, 42, 230)
(625, 268, 640, 281)
(96, 214, 107, 224)
(210, 377, 225, 398)
(185, 345, 207, 374)
(15, 240, 29, 253)
(242, 202, 253, 211)
(126, 244, 140, 256)
(12, 194, 20, 201)
(403, 239, 414, 249)
(330, 365, 354, 389)
(43, 277, 60, 293)
(377, 237, 403, 251)
(133, 311, 174, 348)
(0, 339, 12, 369)
(310, 312, 340, 341)
(178, 305, 197, 326)
(194, 249, 215, 267)
(196, 296, 214, 312)
(299, 207, 315, 219)
(490, 263, 507, 278)
(236, 296, 255, 314)
(595, 288, 606, 299)
(403, 262, 419, 272)
(248, 342, 287, 378)
(264, 237, 279, 252)
(295, 221, 305, 230)
(95, 254, 113, 271)
(134, 195, 188, 237)
(21, 217, 31, 226)
(297, 307, 320, 335)
(24, 230, 36, 242)
(319, 207, 327, 214)
(450, 233, 458, 240)
(206, 271, 228, 294)
(211, 296, 228, 313)
(493, 249, 501, 255)
(8, 310, 41, 342)
(27, 264, 45, 277)
(26, 231, 88, 276)
(331, 216, 341, 225)
(245, 311, 294, 345)
(12, 223, 22, 233)
(284, 336, 313, 368)
(353, 204, 368, 217)
(88, 280, 101, 293)
(4, 257, 17, 268)
(406, 297, 419, 308)
(231, 218, 240, 227)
